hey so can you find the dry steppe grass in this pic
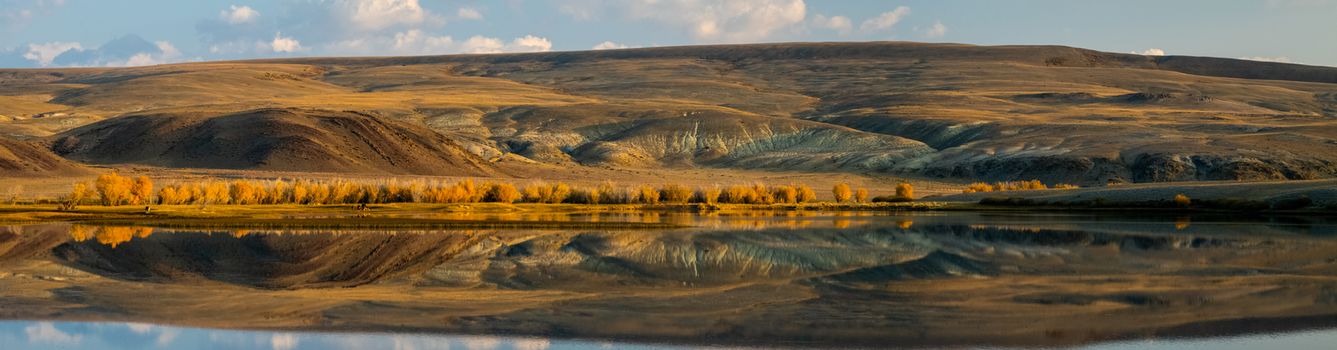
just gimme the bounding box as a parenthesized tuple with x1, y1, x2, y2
(2, 41, 1336, 185)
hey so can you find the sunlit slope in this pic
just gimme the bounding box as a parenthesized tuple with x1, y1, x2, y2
(3, 41, 1336, 182)
(0, 136, 89, 177)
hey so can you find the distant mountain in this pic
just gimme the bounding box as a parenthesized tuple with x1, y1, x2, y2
(3, 41, 1336, 183)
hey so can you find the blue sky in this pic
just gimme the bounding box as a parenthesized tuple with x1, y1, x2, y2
(1, 0, 1334, 68)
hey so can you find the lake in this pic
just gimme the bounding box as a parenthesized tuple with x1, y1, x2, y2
(3, 211, 1337, 349)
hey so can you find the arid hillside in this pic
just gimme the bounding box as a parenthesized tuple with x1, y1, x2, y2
(2, 41, 1336, 183)
(0, 136, 89, 177)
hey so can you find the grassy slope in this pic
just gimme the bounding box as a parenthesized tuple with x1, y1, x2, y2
(1, 41, 1336, 185)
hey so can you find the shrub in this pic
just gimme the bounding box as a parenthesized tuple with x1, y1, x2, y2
(1173, 194, 1191, 208)
(796, 184, 816, 203)
(871, 195, 913, 203)
(566, 187, 601, 204)
(595, 182, 632, 204)
(696, 187, 721, 204)
(963, 182, 994, 193)
(636, 185, 661, 204)
(894, 183, 913, 201)
(752, 183, 775, 204)
(661, 184, 693, 203)
(486, 183, 521, 203)
(721, 185, 754, 204)
(832, 183, 852, 203)
(771, 185, 798, 204)
(855, 188, 869, 203)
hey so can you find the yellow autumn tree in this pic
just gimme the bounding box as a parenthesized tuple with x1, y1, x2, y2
(95, 172, 133, 206)
(1174, 194, 1191, 208)
(699, 187, 721, 205)
(71, 182, 95, 204)
(661, 184, 693, 203)
(487, 183, 521, 203)
(832, 183, 852, 203)
(202, 181, 231, 205)
(772, 185, 798, 204)
(128, 176, 153, 205)
(855, 188, 869, 203)
(637, 185, 661, 204)
(796, 184, 816, 203)
(895, 183, 914, 201)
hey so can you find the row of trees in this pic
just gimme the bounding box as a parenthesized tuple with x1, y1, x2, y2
(65, 174, 911, 207)
(961, 180, 1078, 193)
(62, 173, 155, 208)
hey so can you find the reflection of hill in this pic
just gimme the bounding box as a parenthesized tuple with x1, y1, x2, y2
(7, 213, 1337, 348)
(33, 218, 1307, 290)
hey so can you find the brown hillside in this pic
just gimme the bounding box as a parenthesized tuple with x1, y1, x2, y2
(0, 136, 90, 177)
(51, 108, 495, 176)
(3, 41, 1337, 183)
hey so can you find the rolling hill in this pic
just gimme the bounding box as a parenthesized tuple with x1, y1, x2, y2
(2, 41, 1336, 183)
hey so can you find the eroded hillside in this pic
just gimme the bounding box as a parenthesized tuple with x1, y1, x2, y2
(2, 42, 1336, 183)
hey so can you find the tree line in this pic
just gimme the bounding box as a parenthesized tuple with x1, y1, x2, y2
(961, 180, 1078, 193)
(63, 173, 917, 207)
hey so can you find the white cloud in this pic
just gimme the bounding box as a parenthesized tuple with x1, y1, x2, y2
(335, 0, 428, 31)
(563, 0, 807, 43)
(24, 322, 81, 345)
(270, 32, 302, 53)
(1239, 56, 1294, 63)
(391, 29, 454, 54)
(221, 5, 259, 24)
(109, 41, 182, 67)
(507, 35, 552, 52)
(861, 6, 911, 32)
(923, 20, 947, 38)
(811, 14, 852, 35)
(23, 41, 82, 66)
(592, 41, 628, 50)
(1133, 48, 1166, 56)
(457, 7, 482, 20)
(457, 35, 552, 54)
(460, 36, 504, 53)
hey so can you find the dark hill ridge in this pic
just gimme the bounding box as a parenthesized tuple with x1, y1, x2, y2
(3, 41, 1337, 183)
(51, 108, 496, 176)
(264, 41, 1337, 84)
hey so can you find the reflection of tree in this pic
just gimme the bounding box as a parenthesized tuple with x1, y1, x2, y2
(896, 220, 914, 229)
(69, 225, 96, 242)
(68, 225, 154, 248)
(1175, 217, 1191, 230)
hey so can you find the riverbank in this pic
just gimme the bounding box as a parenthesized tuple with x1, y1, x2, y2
(0, 201, 956, 226)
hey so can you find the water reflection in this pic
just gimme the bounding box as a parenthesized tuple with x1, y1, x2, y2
(4, 212, 1337, 348)
(4, 320, 1337, 350)
(0, 321, 690, 350)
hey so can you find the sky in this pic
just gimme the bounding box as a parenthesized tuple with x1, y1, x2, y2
(0, 0, 1334, 68)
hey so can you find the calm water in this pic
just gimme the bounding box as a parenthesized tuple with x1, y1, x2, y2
(3, 320, 1337, 349)
(3, 211, 1337, 349)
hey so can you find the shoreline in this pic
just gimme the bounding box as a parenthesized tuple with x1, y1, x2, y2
(3, 200, 1336, 227)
